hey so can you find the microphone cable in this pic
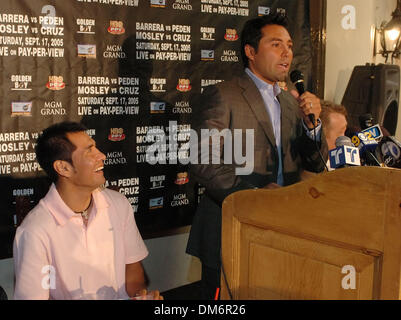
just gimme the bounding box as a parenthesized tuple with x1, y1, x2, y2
(290, 70, 328, 172)
(310, 119, 329, 172)
(220, 249, 233, 300)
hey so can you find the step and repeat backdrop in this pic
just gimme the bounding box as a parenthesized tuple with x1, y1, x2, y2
(0, 0, 312, 258)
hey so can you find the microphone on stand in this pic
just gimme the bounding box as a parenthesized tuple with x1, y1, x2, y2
(378, 136, 401, 168)
(358, 113, 383, 142)
(328, 136, 361, 169)
(359, 113, 374, 130)
(351, 131, 381, 166)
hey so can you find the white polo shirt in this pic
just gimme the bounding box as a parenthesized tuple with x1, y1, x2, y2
(13, 184, 148, 300)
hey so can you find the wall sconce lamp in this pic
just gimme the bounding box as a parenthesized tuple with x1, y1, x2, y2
(376, 0, 401, 63)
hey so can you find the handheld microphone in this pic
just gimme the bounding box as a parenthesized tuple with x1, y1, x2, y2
(290, 70, 327, 171)
(378, 136, 401, 168)
(290, 70, 315, 124)
(329, 136, 361, 169)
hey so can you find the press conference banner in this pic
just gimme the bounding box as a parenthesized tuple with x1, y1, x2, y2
(0, 0, 312, 258)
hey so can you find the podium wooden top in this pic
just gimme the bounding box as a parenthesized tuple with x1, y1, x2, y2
(223, 167, 401, 252)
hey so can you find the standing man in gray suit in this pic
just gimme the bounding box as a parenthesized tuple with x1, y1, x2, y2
(186, 13, 328, 299)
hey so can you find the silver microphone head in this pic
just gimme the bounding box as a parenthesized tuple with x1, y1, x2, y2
(335, 136, 354, 147)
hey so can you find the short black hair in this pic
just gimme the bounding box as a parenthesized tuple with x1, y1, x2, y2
(35, 121, 88, 182)
(240, 13, 290, 67)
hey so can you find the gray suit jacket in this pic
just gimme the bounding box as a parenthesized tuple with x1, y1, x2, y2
(186, 73, 328, 269)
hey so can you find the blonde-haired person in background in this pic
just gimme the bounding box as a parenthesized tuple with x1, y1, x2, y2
(301, 101, 348, 179)
(320, 101, 348, 154)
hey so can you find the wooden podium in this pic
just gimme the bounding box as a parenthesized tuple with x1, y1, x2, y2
(220, 167, 401, 300)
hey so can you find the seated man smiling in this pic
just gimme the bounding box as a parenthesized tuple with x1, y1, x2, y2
(13, 121, 160, 300)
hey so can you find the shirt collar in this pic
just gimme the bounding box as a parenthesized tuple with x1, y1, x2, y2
(43, 183, 109, 226)
(245, 68, 281, 98)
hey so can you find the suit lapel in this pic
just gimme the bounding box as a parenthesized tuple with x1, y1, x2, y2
(278, 91, 295, 126)
(278, 91, 296, 158)
(239, 74, 276, 148)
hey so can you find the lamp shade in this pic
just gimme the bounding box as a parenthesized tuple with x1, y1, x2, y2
(385, 20, 401, 45)
(381, 0, 401, 61)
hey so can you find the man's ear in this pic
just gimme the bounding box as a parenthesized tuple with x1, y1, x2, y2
(244, 44, 256, 62)
(53, 160, 73, 178)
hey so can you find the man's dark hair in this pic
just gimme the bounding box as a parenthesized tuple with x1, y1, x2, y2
(35, 121, 88, 182)
(240, 13, 290, 67)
